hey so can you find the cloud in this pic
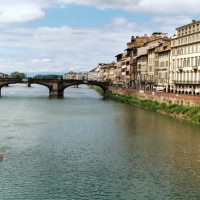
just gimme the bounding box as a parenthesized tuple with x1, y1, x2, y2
(0, 0, 48, 25)
(0, 17, 145, 74)
(0, 0, 197, 75)
(54, 0, 200, 15)
(32, 58, 51, 63)
(1, 12, 191, 74)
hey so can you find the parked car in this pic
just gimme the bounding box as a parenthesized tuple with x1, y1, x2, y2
(195, 89, 200, 94)
(117, 83, 123, 87)
(122, 84, 128, 88)
(153, 85, 157, 90)
(155, 85, 166, 92)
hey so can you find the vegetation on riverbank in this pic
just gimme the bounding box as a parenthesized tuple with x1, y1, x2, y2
(91, 86, 200, 124)
(90, 85, 105, 95)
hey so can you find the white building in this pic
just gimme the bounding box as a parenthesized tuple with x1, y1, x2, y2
(170, 20, 200, 95)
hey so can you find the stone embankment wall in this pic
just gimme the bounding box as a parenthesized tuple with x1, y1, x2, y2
(108, 86, 200, 107)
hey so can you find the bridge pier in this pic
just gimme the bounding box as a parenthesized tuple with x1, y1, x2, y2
(74, 84, 79, 88)
(26, 82, 31, 87)
(49, 82, 64, 97)
(49, 89, 64, 97)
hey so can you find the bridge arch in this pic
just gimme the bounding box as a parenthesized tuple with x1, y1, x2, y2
(62, 82, 108, 93)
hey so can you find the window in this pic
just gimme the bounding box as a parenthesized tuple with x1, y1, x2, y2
(173, 60, 175, 68)
(195, 57, 198, 66)
(191, 57, 194, 66)
(181, 48, 183, 54)
(180, 59, 183, 67)
(187, 58, 190, 67)
(185, 38, 187, 43)
(183, 59, 186, 67)
(181, 39, 183, 44)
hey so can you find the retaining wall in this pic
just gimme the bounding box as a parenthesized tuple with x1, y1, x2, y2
(108, 86, 200, 107)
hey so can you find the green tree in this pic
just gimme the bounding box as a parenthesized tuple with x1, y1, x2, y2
(9, 71, 26, 78)
(33, 74, 62, 79)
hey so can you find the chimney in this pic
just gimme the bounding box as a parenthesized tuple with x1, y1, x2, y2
(192, 20, 196, 23)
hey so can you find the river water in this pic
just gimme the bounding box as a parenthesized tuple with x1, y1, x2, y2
(0, 84, 200, 199)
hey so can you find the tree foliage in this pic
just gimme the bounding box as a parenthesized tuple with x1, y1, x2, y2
(9, 71, 26, 78)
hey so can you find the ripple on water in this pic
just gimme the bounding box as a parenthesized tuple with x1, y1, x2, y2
(0, 146, 12, 152)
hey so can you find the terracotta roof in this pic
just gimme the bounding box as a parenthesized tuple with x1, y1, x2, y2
(136, 53, 148, 58)
(115, 53, 123, 57)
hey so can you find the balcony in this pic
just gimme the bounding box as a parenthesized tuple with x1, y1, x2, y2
(192, 66, 198, 70)
(178, 66, 183, 70)
(147, 79, 154, 84)
(173, 80, 200, 84)
(140, 79, 146, 83)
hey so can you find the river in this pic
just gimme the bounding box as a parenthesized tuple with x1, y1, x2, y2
(0, 84, 200, 199)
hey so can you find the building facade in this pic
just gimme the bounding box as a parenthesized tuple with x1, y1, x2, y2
(170, 20, 200, 95)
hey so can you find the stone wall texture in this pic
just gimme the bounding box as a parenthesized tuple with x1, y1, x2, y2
(108, 86, 200, 107)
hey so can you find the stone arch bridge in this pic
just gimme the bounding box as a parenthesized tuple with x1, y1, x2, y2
(0, 78, 110, 97)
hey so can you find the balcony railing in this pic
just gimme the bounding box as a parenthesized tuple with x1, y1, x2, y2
(147, 80, 154, 83)
(178, 66, 183, 70)
(173, 80, 200, 84)
(192, 66, 198, 70)
(140, 79, 146, 83)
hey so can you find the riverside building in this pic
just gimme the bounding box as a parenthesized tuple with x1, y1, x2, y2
(170, 20, 200, 95)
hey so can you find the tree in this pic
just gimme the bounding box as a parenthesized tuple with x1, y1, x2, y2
(9, 71, 26, 78)
(33, 74, 62, 79)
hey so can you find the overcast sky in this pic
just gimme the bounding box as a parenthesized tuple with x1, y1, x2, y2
(0, 0, 199, 76)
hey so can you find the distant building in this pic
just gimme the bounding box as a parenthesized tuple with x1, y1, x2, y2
(0, 72, 8, 78)
(63, 71, 76, 79)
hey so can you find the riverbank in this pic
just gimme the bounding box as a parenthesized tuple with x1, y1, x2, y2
(90, 85, 200, 124)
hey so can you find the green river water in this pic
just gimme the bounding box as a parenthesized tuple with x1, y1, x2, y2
(0, 84, 200, 199)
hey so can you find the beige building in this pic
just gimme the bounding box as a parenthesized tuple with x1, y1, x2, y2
(63, 71, 76, 79)
(156, 41, 171, 91)
(115, 53, 126, 85)
(107, 62, 116, 84)
(0, 72, 8, 78)
(137, 53, 148, 90)
(75, 72, 82, 80)
(170, 20, 200, 95)
(125, 35, 149, 87)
